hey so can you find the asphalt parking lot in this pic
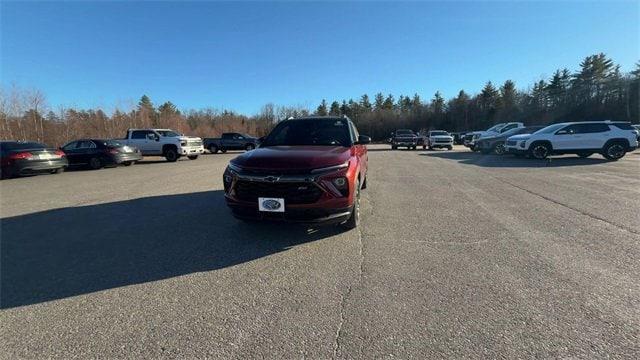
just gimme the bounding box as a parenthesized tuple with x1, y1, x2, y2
(1, 145, 639, 358)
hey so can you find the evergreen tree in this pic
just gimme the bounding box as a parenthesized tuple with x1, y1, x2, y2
(316, 99, 328, 116)
(382, 94, 395, 110)
(374, 93, 385, 111)
(360, 94, 372, 111)
(329, 101, 341, 116)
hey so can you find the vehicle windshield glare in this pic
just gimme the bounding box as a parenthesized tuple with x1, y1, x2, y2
(534, 124, 566, 134)
(261, 118, 352, 147)
(156, 130, 182, 137)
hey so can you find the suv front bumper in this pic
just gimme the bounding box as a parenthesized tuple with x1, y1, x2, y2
(227, 198, 353, 225)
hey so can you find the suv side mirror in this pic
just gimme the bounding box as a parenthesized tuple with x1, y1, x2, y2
(356, 135, 371, 145)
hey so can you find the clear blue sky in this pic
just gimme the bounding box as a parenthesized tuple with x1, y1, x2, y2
(2, 1, 638, 115)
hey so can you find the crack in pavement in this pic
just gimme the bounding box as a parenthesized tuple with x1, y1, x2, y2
(332, 196, 367, 359)
(485, 172, 640, 237)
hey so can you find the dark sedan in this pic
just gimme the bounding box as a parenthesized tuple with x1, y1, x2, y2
(61, 139, 142, 169)
(1, 141, 68, 179)
(476, 126, 544, 155)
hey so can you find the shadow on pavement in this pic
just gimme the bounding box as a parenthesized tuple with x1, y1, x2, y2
(421, 151, 610, 168)
(0, 191, 344, 309)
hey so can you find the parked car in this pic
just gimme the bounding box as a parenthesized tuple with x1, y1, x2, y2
(465, 122, 525, 151)
(203, 133, 259, 154)
(476, 126, 544, 155)
(507, 121, 638, 160)
(424, 130, 454, 150)
(120, 129, 203, 162)
(1, 141, 68, 179)
(61, 139, 143, 169)
(633, 124, 640, 143)
(223, 116, 370, 229)
(391, 129, 418, 150)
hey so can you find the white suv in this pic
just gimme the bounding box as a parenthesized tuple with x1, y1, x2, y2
(507, 121, 638, 160)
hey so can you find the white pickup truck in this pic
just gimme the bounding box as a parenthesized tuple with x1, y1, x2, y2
(121, 129, 204, 162)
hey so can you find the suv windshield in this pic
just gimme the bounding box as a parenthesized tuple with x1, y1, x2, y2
(261, 118, 352, 147)
(486, 123, 505, 132)
(156, 130, 182, 137)
(395, 130, 414, 136)
(430, 131, 448, 136)
(534, 123, 566, 134)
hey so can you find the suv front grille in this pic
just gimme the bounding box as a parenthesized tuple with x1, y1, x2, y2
(187, 140, 202, 147)
(234, 180, 323, 204)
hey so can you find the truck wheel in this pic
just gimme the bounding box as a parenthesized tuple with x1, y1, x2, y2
(602, 142, 626, 160)
(447, 146, 453, 151)
(208, 145, 218, 154)
(245, 144, 255, 151)
(342, 179, 361, 230)
(493, 143, 506, 155)
(89, 157, 103, 170)
(188, 155, 198, 160)
(164, 148, 178, 162)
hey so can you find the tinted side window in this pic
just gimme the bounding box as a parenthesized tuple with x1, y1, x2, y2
(581, 124, 610, 133)
(611, 123, 634, 130)
(558, 124, 582, 134)
(62, 141, 78, 150)
(131, 131, 148, 139)
(222, 133, 234, 139)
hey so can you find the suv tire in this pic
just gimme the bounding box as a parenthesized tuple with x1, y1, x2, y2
(529, 142, 551, 159)
(164, 148, 178, 162)
(602, 141, 626, 161)
(89, 157, 103, 170)
(494, 143, 506, 155)
(342, 179, 361, 230)
(209, 145, 219, 154)
(188, 155, 198, 160)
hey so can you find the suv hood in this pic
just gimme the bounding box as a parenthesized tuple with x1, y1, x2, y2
(231, 146, 352, 171)
(506, 134, 531, 141)
(431, 135, 453, 140)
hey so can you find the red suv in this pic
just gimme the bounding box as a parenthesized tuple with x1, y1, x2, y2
(223, 116, 370, 229)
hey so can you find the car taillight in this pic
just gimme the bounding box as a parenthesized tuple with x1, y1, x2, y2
(9, 151, 33, 160)
(55, 150, 66, 157)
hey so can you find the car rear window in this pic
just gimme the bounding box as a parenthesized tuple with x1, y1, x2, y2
(1, 142, 46, 150)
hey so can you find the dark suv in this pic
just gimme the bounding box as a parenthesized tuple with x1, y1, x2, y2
(223, 116, 370, 229)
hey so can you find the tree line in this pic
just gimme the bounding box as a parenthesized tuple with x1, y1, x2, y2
(1, 53, 638, 145)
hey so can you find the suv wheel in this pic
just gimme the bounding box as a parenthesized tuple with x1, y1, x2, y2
(89, 157, 103, 170)
(602, 142, 626, 161)
(342, 179, 361, 230)
(245, 144, 255, 151)
(209, 145, 218, 154)
(577, 151, 593, 158)
(530, 142, 551, 159)
(494, 143, 506, 155)
(164, 148, 178, 162)
(187, 155, 198, 160)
